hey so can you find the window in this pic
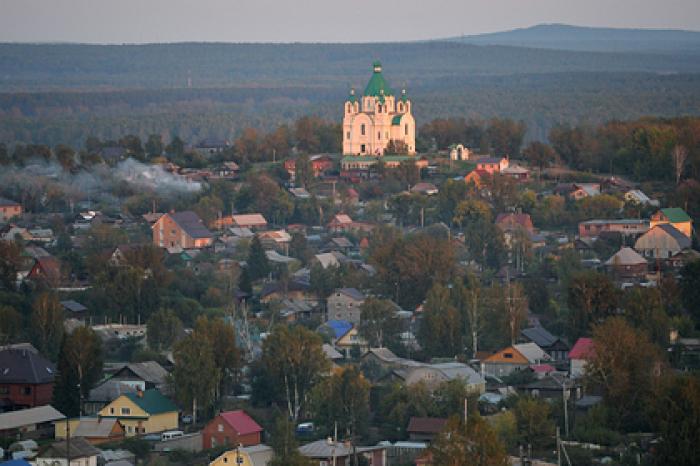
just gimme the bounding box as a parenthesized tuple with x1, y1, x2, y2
(398, 103, 403, 112)
(346, 131, 350, 139)
(377, 132, 381, 140)
(0, 387, 8, 395)
(361, 124, 366, 136)
(504, 353, 513, 359)
(110, 407, 115, 414)
(23, 386, 31, 395)
(127, 426, 133, 433)
(361, 144, 366, 153)
(218, 423, 224, 432)
(405, 124, 408, 135)
(121, 407, 131, 415)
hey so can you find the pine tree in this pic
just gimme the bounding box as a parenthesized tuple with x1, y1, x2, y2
(247, 236, 270, 281)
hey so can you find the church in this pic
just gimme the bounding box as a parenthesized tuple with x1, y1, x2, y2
(342, 61, 416, 156)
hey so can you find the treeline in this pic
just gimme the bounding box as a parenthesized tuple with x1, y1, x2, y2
(2, 71, 700, 147)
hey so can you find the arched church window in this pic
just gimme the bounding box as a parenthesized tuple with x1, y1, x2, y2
(378, 104, 382, 113)
(361, 124, 366, 136)
(398, 103, 403, 112)
(405, 124, 408, 136)
(378, 132, 381, 140)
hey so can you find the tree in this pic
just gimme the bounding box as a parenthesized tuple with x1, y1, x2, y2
(0, 305, 22, 345)
(621, 287, 669, 346)
(452, 199, 492, 228)
(146, 308, 183, 351)
(238, 267, 253, 295)
(247, 236, 271, 281)
(269, 415, 312, 466)
(418, 283, 463, 358)
(522, 141, 556, 175)
(453, 278, 483, 358)
(672, 145, 689, 185)
(194, 316, 241, 399)
(587, 317, 666, 431)
(378, 382, 435, 440)
(653, 375, 700, 466)
(30, 293, 64, 360)
(172, 331, 219, 425)
(430, 416, 509, 466)
(513, 396, 555, 448)
(260, 325, 329, 421)
(53, 326, 103, 417)
(567, 271, 619, 338)
(145, 134, 164, 159)
(501, 282, 528, 346)
(54, 144, 76, 171)
(680, 260, 700, 323)
(359, 298, 400, 349)
(295, 154, 313, 188)
(310, 366, 370, 446)
(0, 240, 22, 291)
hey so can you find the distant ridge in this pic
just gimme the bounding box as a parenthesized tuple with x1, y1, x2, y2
(445, 23, 700, 53)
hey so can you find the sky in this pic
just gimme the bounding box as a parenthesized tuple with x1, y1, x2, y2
(1, 0, 699, 43)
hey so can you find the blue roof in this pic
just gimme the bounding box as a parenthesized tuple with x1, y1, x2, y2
(324, 320, 353, 339)
(1, 461, 32, 466)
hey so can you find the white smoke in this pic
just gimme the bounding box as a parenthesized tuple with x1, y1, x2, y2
(113, 158, 202, 194)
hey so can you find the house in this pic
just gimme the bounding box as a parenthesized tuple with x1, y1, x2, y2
(335, 327, 369, 358)
(152, 211, 213, 249)
(0, 198, 22, 221)
(289, 187, 311, 199)
(35, 437, 100, 466)
(60, 300, 88, 320)
(231, 214, 268, 230)
(27, 256, 61, 286)
(501, 164, 530, 181)
(328, 214, 354, 233)
(482, 343, 550, 377)
(55, 417, 125, 445)
(392, 362, 486, 393)
(449, 144, 471, 161)
(0, 348, 56, 410)
(496, 213, 535, 235)
(259, 280, 313, 304)
(521, 374, 580, 401)
(604, 247, 648, 280)
(555, 183, 600, 200)
(406, 417, 447, 443)
(90, 324, 146, 343)
(258, 230, 292, 252)
(410, 182, 438, 195)
(202, 410, 263, 449)
(475, 157, 509, 174)
(98, 389, 178, 436)
(634, 224, 692, 259)
(284, 154, 334, 179)
(327, 288, 366, 324)
(569, 338, 594, 378)
(650, 207, 692, 238)
(520, 327, 570, 361)
(106, 362, 169, 392)
(209, 444, 273, 466)
(0, 405, 65, 438)
(299, 439, 385, 466)
(578, 219, 649, 239)
(624, 189, 659, 206)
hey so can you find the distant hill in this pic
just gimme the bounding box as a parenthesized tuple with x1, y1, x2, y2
(445, 24, 700, 53)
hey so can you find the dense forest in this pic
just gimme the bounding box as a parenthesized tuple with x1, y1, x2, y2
(1, 41, 700, 147)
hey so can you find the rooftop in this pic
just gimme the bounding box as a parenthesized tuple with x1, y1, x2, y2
(123, 389, 177, 415)
(167, 211, 212, 239)
(0, 348, 55, 384)
(220, 410, 263, 435)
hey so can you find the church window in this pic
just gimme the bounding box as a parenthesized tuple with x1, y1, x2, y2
(361, 124, 366, 136)
(346, 131, 350, 139)
(378, 132, 381, 140)
(361, 144, 366, 153)
(378, 104, 382, 113)
(398, 103, 403, 112)
(405, 124, 408, 135)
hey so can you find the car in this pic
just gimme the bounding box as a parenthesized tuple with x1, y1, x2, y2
(181, 414, 193, 424)
(296, 422, 314, 435)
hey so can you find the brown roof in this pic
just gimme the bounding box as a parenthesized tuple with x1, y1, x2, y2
(407, 417, 447, 434)
(496, 213, 534, 232)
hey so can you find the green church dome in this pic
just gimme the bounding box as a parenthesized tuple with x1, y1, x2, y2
(363, 61, 393, 97)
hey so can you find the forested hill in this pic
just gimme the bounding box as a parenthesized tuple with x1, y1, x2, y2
(445, 24, 700, 53)
(1, 40, 699, 91)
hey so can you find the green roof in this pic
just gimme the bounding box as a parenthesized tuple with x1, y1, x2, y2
(661, 207, 691, 223)
(363, 61, 393, 97)
(347, 88, 357, 103)
(125, 389, 178, 415)
(391, 115, 403, 125)
(342, 156, 379, 164)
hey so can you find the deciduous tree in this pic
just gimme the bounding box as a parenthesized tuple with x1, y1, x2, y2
(146, 308, 183, 351)
(53, 327, 103, 417)
(172, 331, 219, 425)
(30, 292, 64, 360)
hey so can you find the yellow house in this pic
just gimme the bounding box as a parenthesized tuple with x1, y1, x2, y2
(209, 444, 273, 466)
(335, 327, 368, 358)
(98, 389, 178, 436)
(650, 207, 693, 238)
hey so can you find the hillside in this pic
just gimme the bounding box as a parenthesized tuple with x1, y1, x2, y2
(445, 23, 700, 53)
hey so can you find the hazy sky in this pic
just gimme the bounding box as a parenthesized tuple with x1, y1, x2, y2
(1, 0, 699, 43)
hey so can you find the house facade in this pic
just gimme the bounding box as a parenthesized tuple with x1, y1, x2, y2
(0, 348, 55, 410)
(152, 211, 213, 249)
(0, 197, 22, 221)
(202, 410, 263, 450)
(98, 389, 178, 436)
(650, 207, 692, 238)
(578, 219, 649, 239)
(327, 288, 366, 323)
(634, 224, 692, 259)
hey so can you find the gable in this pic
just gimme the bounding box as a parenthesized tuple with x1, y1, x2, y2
(484, 347, 529, 364)
(100, 395, 149, 418)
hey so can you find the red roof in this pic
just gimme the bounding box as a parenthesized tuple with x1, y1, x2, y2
(569, 338, 594, 360)
(220, 410, 263, 435)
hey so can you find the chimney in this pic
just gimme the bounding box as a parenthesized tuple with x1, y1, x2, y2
(137, 388, 144, 398)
